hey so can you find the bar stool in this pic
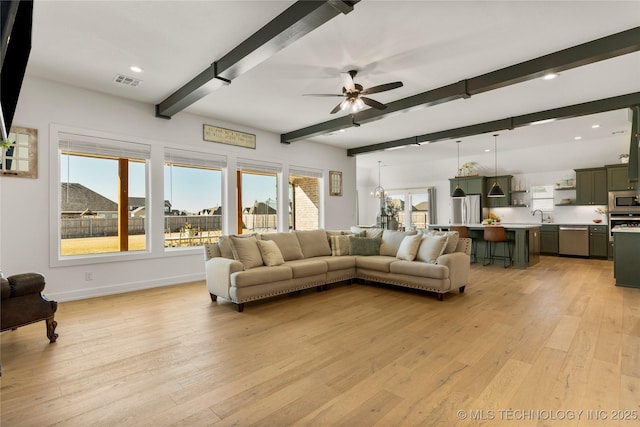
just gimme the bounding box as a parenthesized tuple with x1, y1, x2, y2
(450, 225, 476, 263)
(483, 226, 512, 268)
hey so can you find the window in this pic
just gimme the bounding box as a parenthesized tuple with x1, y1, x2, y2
(164, 149, 225, 248)
(58, 133, 150, 257)
(531, 185, 555, 211)
(237, 159, 281, 235)
(289, 167, 322, 230)
(383, 189, 434, 231)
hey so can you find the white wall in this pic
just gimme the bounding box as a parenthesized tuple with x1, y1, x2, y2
(0, 76, 356, 301)
(356, 133, 627, 227)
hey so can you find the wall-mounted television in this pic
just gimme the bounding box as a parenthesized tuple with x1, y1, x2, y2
(1, 0, 33, 141)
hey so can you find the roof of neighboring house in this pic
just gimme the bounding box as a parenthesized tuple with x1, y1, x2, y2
(245, 201, 276, 215)
(129, 197, 146, 209)
(60, 183, 117, 212)
(414, 201, 429, 211)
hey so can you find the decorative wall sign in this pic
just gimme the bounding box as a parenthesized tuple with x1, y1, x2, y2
(1, 126, 38, 178)
(203, 124, 256, 149)
(329, 170, 342, 196)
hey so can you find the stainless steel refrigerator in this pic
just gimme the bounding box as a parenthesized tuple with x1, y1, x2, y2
(451, 194, 482, 224)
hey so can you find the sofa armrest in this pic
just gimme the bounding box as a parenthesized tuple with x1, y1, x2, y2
(7, 273, 46, 297)
(205, 257, 243, 300)
(436, 252, 470, 289)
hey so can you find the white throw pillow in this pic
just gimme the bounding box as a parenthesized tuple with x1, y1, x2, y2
(256, 239, 285, 266)
(416, 234, 448, 264)
(396, 234, 422, 261)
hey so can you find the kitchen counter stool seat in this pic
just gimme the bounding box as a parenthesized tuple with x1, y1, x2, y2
(483, 226, 512, 268)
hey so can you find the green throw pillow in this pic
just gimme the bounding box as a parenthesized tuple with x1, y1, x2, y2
(349, 236, 381, 256)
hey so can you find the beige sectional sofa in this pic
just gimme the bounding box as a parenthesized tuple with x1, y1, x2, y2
(204, 228, 471, 312)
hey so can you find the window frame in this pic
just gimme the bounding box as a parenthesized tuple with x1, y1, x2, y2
(50, 125, 154, 267)
(163, 148, 226, 250)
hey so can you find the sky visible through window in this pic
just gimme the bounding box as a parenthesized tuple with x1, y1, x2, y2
(61, 155, 277, 214)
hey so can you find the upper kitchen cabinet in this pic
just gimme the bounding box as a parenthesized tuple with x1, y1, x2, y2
(575, 167, 607, 205)
(486, 175, 512, 207)
(449, 176, 486, 197)
(606, 164, 637, 191)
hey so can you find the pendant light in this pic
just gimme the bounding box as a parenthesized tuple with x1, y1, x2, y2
(452, 140, 466, 198)
(372, 160, 385, 199)
(488, 134, 505, 198)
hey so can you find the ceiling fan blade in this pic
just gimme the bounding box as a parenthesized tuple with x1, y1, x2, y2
(342, 70, 356, 92)
(361, 81, 403, 95)
(360, 96, 387, 110)
(330, 100, 347, 114)
(302, 93, 345, 97)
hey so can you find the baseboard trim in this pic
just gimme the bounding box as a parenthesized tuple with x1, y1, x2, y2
(46, 273, 205, 302)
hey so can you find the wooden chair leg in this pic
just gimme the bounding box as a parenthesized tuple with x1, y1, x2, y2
(46, 317, 58, 343)
(237, 303, 245, 313)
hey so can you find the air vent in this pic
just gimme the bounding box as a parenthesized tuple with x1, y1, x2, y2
(113, 74, 141, 87)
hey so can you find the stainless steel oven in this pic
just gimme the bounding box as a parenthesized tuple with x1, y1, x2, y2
(609, 191, 640, 214)
(609, 213, 640, 241)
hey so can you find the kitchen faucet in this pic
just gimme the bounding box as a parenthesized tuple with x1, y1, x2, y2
(532, 209, 544, 223)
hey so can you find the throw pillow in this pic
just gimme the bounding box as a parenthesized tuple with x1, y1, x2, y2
(365, 228, 383, 240)
(426, 230, 459, 254)
(349, 236, 381, 256)
(217, 235, 235, 259)
(260, 233, 304, 261)
(294, 229, 332, 258)
(330, 235, 351, 256)
(256, 239, 285, 266)
(380, 229, 417, 257)
(396, 234, 422, 261)
(229, 235, 264, 270)
(416, 234, 448, 264)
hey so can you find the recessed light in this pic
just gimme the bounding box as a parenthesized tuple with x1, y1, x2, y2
(130, 66, 143, 73)
(591, 124, 600, 129)
(574, 136, 582, 140)
(484, 149, 491, 152)
(542, 73, 558, 80)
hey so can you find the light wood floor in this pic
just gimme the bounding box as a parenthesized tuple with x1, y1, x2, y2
(1, 256, 639, 426)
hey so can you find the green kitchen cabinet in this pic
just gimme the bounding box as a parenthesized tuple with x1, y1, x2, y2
(449, 176, 486, 197)
(486, 175, 512, 207)
(540, 225, 559, 254)
(589, 225, 608, 258)
(613, 231, 640, 288)
(575, 167, 607, 205)
(606, 164, 637, 191)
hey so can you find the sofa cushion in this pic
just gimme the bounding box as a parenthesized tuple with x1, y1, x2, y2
(284, 259, 328, 278)
(349, 236, 380, 256)
(317, 255, 356, 271)
(229, 235, 264, 270)
(256, 239, 285, 267)
(425, 230, 459, 254)
(330, 235, 351, 256)
(390, 260, 448, 279)
(416, 234, 448, 264)
(231, 266, 292, 288)
(396, 234, 422, 261)
(294, 229, 332, 258)
(365, 228, 383, 240)
(356, 255, 395, 273)
(261, 233, 304, 261)
(380, 229, 417, 257)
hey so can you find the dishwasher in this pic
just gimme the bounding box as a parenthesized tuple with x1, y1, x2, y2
(558, 226, 589, 256)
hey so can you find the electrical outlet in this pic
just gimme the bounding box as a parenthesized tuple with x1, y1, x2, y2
(85, 272, 93, 281)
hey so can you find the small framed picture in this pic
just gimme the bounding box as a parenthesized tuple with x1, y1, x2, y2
(329, 170, 342, 196)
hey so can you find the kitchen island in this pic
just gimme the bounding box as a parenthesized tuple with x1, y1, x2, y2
(429, 224, 541, 269)
(612, 227, 640, 288)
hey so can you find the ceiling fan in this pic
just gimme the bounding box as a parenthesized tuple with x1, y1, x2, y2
(304, 70, 403, 114)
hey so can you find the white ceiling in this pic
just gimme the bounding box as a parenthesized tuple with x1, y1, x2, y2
(25, 1, 640, 170)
